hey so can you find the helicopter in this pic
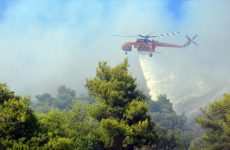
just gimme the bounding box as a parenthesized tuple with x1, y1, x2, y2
(113, 32, 197, 57)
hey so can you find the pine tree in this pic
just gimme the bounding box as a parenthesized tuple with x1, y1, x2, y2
(0, 83, 39, 149)
(189, 93, 230, 150)
(86, 58, 158, 149)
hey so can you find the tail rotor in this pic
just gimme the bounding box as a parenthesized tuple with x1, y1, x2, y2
(185, 34, 198, 47)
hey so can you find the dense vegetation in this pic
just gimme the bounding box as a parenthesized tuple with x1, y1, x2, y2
(0, 58, 229, 149)
(189, 93, 230, 150)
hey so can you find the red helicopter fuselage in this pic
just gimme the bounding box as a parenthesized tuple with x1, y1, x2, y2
(122, 39, 187, 55)
(118, 33, 197, 57)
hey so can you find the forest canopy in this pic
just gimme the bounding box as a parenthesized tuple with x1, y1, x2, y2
(0, 59, 229, 150)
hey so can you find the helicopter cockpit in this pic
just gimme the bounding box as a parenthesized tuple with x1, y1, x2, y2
(136, 39, 151, 43)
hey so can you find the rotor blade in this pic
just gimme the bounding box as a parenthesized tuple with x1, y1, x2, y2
(192, 34, 198, 40)
(148, 35, 158, 38)
(122, 32, 137, 36)
(150, 32, 180, 38)
(192, 41, 198, 46)
(138, 34, 147, 38)
(186, 35, 192, 41)
(147, 31, 154, 36)
(112, 35, 138, 37)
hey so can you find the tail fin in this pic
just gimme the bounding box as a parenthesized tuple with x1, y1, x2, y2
(184, 34, 198, 47)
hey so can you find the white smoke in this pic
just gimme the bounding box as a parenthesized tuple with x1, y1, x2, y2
(0, 1, 229, 116)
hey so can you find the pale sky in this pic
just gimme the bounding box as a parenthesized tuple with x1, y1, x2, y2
(0, 0, 229, 110)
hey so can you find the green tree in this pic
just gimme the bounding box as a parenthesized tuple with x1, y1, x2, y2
(86, 59, 158, 149)
(34, 86, 79, 113)
(149, 95, 174, 113)
(56, 85, 76, 109)
(148, 95, 186, 130)
(37, 102, 103, 150)
(148, 95, 192, 149)
(0, 83, 39, 149)
(35, 93, 56, 113)
(0, 83, 95, 149)
(189, 93, 230, 150)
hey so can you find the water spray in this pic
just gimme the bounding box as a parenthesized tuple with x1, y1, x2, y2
(138, 54, 197, 102)
(138, 54, 176, 101)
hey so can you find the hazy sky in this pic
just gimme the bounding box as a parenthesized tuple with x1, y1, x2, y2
(0, 0, 229, 107)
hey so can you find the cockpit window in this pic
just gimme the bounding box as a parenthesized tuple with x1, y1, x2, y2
(136, 39, 151, 42)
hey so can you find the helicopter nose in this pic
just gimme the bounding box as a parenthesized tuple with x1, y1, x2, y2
(122, 43, 132, 51)
(122, 45, 127, 51)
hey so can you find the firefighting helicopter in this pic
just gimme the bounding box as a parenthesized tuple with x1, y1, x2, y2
(113, 32, 197, 57)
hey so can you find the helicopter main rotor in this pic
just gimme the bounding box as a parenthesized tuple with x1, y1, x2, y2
(113, 31, 180, 39)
